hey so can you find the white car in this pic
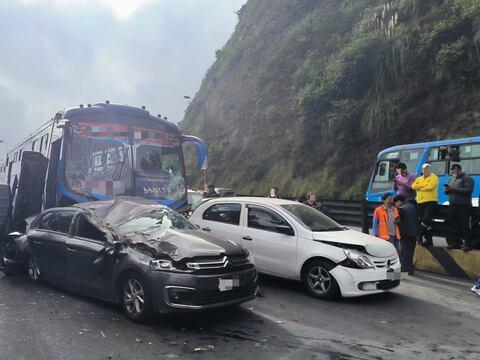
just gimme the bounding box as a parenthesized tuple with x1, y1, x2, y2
(190, 197, 401, 299)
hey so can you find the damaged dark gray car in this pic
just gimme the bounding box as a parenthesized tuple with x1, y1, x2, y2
(3, 197, 257, 322)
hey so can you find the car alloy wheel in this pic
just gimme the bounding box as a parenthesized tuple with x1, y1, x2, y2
(120, 273, 153, 323)
(27, 255, 41, 282)
(303, 260, 340, 300)
(124, 279, 145, 316)
(308, 266, 332, 294)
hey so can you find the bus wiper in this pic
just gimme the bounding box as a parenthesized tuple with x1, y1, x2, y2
(83, 191, 97, 201)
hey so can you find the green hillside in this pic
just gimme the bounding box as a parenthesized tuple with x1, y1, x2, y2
(180, 0, 480, 199)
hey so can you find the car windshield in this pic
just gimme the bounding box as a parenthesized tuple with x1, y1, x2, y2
(115, 207, 197, 234)
(281, 204, 345, 232)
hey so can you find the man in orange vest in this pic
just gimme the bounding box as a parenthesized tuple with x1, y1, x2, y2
(373, 193, 401, 253)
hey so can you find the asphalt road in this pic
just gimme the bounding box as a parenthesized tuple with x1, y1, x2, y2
(0, 271, 478, 360)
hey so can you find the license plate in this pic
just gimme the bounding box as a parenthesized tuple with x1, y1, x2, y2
(218, 276, 240, 292)
(386, 270, 401, 280)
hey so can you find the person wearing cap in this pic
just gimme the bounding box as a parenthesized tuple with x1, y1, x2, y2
(444, 164, 475, 251)
(412, 163, 439, 246)
(393, 162, 417, 203)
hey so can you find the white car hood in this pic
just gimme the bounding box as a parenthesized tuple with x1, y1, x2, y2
(312, 229, 397, 258)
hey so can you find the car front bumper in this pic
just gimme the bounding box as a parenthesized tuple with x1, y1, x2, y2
(147, 266, 258, 313)
(330, 263, 401, 297)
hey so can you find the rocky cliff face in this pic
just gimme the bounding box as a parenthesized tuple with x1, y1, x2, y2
(181, 0, 480, 198)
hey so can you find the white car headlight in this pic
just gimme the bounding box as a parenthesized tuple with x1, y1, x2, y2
(343, 249, 375, 269)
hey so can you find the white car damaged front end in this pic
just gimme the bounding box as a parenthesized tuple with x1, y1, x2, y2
(312, 230, 401, 297)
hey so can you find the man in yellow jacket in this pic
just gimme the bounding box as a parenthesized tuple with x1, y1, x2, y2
(412, 163, 439, 246)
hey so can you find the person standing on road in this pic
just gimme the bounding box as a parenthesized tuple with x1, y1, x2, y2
(304, 192, 320, 210)
(393, 162, 417, 204)
(394, 194, 418, 276)
(444, 164, 475, 251)
(373, 193, 401, 252)
(204, 184, 220, 198)
(412, 163, 438, 247)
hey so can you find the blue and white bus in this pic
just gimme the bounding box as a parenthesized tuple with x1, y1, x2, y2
(4, 102, 207, 210)
(366, 137, 480, 206)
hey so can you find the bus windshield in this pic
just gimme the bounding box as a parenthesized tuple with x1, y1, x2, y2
(370, 148, 423, 194)
(65, 121, 186, 203)
(65, 122, 133, 198)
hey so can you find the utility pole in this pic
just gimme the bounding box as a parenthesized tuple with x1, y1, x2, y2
(183, 96, 208, 191)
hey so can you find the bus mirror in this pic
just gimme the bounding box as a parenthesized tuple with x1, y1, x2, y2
(56, 120, 71, 129)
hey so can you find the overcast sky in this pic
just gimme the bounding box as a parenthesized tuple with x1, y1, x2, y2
(0, 0, 245, 157)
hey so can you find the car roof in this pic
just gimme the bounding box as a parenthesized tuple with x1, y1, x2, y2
(201, 196, 299, 206)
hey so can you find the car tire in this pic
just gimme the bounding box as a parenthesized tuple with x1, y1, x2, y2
(302, 260, 340, 300)
(27, 254, 42, 283)
(119, 272, 153, 323)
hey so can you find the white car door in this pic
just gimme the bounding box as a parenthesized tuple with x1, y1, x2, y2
(241, 204, 297, 279)
(196, 202, 244, 244)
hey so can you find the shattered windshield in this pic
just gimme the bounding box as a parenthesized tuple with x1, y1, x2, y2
(281, 204, 344, 232)
(115, 207, 196, 234)
(65, 122, 132, 198)
(133, 128, 186, 202)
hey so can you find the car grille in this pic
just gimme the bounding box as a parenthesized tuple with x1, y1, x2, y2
(186, 255, 252, 273)
(373, 256, 399, 269)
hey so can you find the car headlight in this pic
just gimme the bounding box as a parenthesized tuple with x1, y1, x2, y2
(150, 259, 175, 271)
(342, 249, 374, 269)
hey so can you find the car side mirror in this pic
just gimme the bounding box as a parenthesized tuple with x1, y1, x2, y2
(8, 231, 22, 237)
(276, 225, 294, 236)
(105, 242, 123, 255)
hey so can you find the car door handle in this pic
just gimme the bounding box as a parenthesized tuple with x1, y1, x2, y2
(67, 247, 77, 253)
(33, 240, 43, 245)
(242, 236, 253, 241)
(202, 227, 211, 232)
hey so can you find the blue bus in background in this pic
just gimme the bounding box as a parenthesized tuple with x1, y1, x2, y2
(366, 137, 480, 206)
(4, 102, 207, 211)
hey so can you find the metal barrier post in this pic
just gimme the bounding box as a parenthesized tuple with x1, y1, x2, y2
(361, 198, 369, 234)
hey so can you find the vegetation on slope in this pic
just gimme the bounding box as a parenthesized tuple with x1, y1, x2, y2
(181, 0, 480, 199)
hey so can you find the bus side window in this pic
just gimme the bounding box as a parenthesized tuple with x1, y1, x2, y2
(427, 147, 447, 175)
(454, 144, 480, 175)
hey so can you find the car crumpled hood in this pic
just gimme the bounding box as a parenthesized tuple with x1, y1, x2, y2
(312, 229, 397, 258)
(73, 197, 246, 260)
(125, 228, 245, 260)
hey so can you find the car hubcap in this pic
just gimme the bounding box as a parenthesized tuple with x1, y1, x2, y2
(123, 279, 145, 316)
(308, 266, 331, 294)
(28, 257, 40, 280)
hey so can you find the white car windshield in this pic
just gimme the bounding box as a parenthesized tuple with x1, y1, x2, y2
(281, 204, 345, 232)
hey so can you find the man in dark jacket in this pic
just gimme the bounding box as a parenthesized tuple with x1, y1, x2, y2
(394, 194, 417, 276)
(444, 164, 475, 251)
